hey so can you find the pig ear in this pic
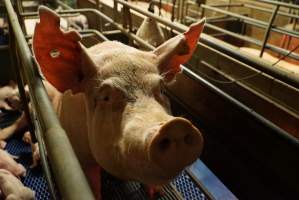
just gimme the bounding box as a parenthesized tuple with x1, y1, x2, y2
(153, 19, 205, 82)
(32, 6, 85, 93)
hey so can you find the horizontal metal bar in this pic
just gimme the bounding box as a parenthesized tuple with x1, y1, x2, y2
(205, 3, 243, 8)
(187, 160, 238, 200)
(257, 0, 299, 9)
(181, 67, 299, 147)
(204, 23, 299, 61)
(3, 0, 95, 199)
(244, 3, 299, 20)
(201, 4, 299, 39)
(0, 45, 9, 50)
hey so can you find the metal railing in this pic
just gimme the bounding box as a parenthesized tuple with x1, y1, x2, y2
(186, 1, 299, 63)
(4, 0, 95, 199)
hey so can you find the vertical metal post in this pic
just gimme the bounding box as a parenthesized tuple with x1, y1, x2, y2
(179, 0, 184, 22)
(260, 5, 280, 57)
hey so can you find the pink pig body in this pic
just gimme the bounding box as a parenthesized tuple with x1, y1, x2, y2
(0, 149, 26, 177)
(30, 6, 206, 199)
(0, 169, 35, 200)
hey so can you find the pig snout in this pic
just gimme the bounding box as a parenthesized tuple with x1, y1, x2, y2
(148, 117, 203, 177)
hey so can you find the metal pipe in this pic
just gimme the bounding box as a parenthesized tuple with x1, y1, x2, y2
(181, 67, 299, 147)
(260, 5, 280, 57)
(204, 23, 299, 61)
(201, 4, 299, 39)
(3, 0, 95, 199)
(257, 0, 299, 9)
(244, 3, 299, 20)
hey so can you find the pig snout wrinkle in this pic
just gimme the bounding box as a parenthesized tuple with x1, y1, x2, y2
(149, 117, 203, 177)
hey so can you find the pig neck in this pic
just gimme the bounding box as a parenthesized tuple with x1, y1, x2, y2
(55, 90, 96, 166)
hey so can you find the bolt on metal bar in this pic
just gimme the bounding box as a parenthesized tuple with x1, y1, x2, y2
(260, 5, 280, 57)
(3, 0, 95, 199)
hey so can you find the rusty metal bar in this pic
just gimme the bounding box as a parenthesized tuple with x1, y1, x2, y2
(260, 5, 280, 57)
(4, 0, 95, 199)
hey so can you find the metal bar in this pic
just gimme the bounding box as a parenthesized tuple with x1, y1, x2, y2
(204, 23, 299, 61)
(257, 0, 299, 9)
(244, 3, 299, 20)
(260, 5, 280, 57)
(187, 160, 238, 200)
(201, 4, 299, 39)
(3, 0, 95, 199)
(0, 45, 9, 50)
(181, 67, 299, 146)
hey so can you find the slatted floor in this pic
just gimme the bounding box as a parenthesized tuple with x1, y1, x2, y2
(1, 110, 207, 200)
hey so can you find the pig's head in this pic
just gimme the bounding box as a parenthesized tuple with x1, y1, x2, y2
(33, 6, 204, 185)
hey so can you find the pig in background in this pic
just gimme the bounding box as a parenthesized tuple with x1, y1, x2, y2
(0, 169, 35, 200)
(1, 6, 205, 199)
(135, 1, 166, 49)
(56, 6, 89, 30)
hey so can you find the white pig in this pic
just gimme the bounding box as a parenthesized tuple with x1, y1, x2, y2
(21, 6, 205, 199)
(0, 149, 26, 177)
(22, 132, 40, 168)
(0, 169, 35, 200)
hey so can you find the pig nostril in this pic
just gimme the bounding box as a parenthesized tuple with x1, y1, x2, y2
(184, 134, 193, 145)
(158, 138, 171, 152)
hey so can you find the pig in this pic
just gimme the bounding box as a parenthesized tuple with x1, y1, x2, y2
(0, 112, 28, 140)
(135, 17, 166, 48)
(0, 169, 35, 200)
(0, 81, 21, 111)
(56, 6, 89, 30)
(135, 2, 165, 48)
(25, 6, 204, 199)
(0, 141, 6, 149)
(0, 149, 26, 177)
(22, 132, 40, 168)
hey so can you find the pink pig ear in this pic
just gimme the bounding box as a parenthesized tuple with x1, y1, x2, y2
(153, 19, 205, 82)
(33, 6, 83, 93)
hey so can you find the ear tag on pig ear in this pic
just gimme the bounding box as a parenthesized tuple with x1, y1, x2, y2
(32, 6, 83, 93)
(154, 19, 205, 82)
